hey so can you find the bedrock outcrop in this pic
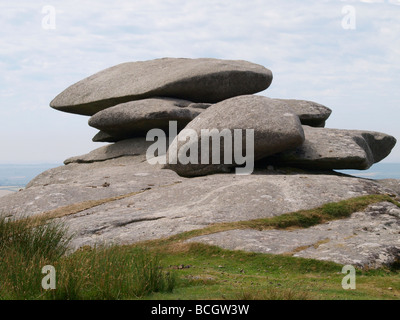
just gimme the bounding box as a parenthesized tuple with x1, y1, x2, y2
(1, 155, 399, 268)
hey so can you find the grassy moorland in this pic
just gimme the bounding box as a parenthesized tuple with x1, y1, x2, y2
(0, 194, 399, 300)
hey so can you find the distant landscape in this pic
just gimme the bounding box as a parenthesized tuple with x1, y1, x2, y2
(0, 164, 61, 187)
(336, 163, 400, 180)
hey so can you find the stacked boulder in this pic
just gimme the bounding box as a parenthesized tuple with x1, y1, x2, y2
(51, 57, 396, 176)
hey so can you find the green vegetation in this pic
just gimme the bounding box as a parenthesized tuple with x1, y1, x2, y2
(0, 215, 71, 299)
(1, 194, 399, 300)
(48, 246, 176, 300)
(144, 243, 400, 300)
(0, 216, 175, 300)
(149, 194, 400, 243)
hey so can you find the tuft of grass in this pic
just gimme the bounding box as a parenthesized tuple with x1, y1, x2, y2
(0, 215, 71, 261)
(237, 194, 400, 230)
(47, 246, 176, 300)
(0, 215, 71, 299)
(0, 215, 175, 300)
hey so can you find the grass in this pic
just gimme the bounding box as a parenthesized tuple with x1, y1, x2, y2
(144, 242, 400, 300)
(234, 287, 311, 300)
(0, 215, 70, 260)
(0, 216, 175, 300)
(1, 194, 400, 300)
(47, 246, 176, 300)
(144, 194, 400, 244)
(0, 216, 71, 299)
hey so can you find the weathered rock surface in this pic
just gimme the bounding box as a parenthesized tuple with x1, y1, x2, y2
(187, 102, 212, 110)
(274, 99, 332, 127)
(378, 179, 400, 197)
(187, 202, 400, 269)
(50, 58, 273, 116)
(164, 95, 305, 177)
(3, 157, 176, 220)
(266, 126, 396, 170)
(0, 188, 18, 198)
(88, 98, 203, 140)
(0, 157, 397, 259)
(63, 138, 158, 164)
(92, 130, 119, 143)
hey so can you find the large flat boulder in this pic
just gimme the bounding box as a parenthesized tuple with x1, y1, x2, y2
(164, 95, 305, 177)
(266, 126, 396, 170)
(187, 202, 400, 269)
(0, 160, 395, 253)
(50, 58, 273, 116)
(88, 98, 203, 139)
(274, 99, 332, 127)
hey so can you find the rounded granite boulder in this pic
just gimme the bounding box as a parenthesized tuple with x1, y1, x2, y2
(265, 126, 397, 170)
(50, 58, 273, 116)
(88, 97, 203, 139)
(164, 95, 305, 177)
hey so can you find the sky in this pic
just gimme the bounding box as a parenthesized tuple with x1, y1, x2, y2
(1, 0, 399, 164)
